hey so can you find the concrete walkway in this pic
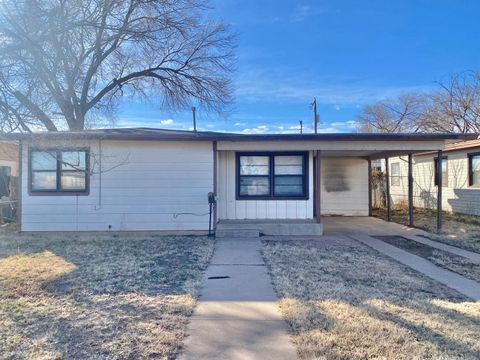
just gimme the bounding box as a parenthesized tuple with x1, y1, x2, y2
(351, 234, 480, 300)
(402, 234, 480, 262)
(180, 238, 298, 360)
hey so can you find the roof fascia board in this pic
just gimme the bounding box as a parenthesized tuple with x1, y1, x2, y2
(216, 140, 448, 152)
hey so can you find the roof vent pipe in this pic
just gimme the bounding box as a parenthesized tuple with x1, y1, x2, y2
(192, 107, 197, 132)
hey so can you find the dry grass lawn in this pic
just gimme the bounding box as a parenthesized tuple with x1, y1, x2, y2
(262, 237, 480, 360)
(373, 207, 480, 252)
(0, 230, 214, 360)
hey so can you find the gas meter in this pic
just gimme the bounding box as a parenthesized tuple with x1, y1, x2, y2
(208, 192, 218, 204)
(207, 192, 217, 237)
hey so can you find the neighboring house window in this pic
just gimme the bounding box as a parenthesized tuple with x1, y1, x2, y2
(434, 157, 448, 187)
(390, 162, 400, 186)
(237, 152, 308, 199)
(29, 149, 89, 194)
(468, 152, 480, 186)
(371, 160, 382, 172)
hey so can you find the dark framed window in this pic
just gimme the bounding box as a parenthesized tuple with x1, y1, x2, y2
(236, 152, 308, 200)
(391, 162, 400, 186)
(29, 149, 89, 194)
(434, 156, 448, 187)
(468, 152, 480, 186)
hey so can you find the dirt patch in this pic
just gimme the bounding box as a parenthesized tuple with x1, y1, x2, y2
(375, 235, 480, 283)
(262, 237, 480, 360)
(373, 207, 480, 252)
(0, 230, 214, 360)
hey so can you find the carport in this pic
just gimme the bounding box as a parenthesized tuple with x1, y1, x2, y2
(214, 132, 477, 235)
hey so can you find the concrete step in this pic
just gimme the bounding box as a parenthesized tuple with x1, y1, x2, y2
(217, 221, 323, 236)
(215, 229, 260, 238)
(216, 223, 263, 230)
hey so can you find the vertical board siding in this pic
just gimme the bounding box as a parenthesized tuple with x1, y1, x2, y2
(389, 152, 480, 216)
(21, 140, 214, 231)
(320, 157, 369, 216)
(217, 152, 369, 219)
(217, 150, 314, 219)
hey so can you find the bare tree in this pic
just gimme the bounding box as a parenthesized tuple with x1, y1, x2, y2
(356, 93, 426, 133)
(421, 71, 480, 133)
(358, 71, 480, 134)
(0, 0, 235, 132)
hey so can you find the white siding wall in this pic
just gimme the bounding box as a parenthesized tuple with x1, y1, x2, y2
(217, 151, 314, 220)
(320, 157, 369, 216)
(21, 140, 214, 231)
(389, 152, 480, 215)
(217, 152, 369, 219)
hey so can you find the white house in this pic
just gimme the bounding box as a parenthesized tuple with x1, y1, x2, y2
(389, 139, 480, 216)
(3, 128, 476, 234)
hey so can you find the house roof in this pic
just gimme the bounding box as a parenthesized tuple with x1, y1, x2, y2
(415, 138, 480, 156)
(436, 138, 480, 152)
(2, 127, 478, 143)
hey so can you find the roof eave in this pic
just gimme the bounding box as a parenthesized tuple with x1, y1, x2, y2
(1, 130, 478, 143)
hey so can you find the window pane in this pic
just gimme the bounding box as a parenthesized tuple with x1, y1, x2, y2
(61, 151, 86, 170)
(472, 156, 480, 185)
(442, 161, 448, 186)
(32, 151, 57, 171)
(239, 156, 269, 175)
(239, 176, 270, 196)
(274, 155, 303, 175)
(435, 159, 447, 174)
(391, 163, 399, 176)
(61, 171, 86, 190)
(274, 176, 304, 196)
(434, 159, 448, 186)
(32, 171, 57, 190)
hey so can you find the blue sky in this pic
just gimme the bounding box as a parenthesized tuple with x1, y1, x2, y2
(117, 0, 480, 133)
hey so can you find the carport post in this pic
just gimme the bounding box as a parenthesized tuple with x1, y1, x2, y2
(437, 150, 443, 233)
(368, 159, 372, 216)
(408, 154, 414, 227)
(213, 141, 218, 232)
(315, 150, 321, 223)
(385, 157, 391, 222)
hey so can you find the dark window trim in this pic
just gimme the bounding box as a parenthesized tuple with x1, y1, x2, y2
(468, 152, 480, 187)
(236, 151, 309, 200)
(28, 147, 90, 196)
(434, 156, 448, 187)
(390, 162, 400, 186)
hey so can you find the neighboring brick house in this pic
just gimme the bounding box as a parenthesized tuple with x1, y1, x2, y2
(389, 139, 480, 216)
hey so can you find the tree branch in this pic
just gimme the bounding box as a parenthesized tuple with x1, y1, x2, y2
(13, 91, 57, 131)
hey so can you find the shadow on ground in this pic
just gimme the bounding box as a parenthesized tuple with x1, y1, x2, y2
(262, 236, 480, 360)
(0, 231, 214, 359)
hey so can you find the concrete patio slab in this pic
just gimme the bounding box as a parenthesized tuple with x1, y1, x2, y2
(180, 237, 298, 360)
(351, 234, 480, 300)
(323, 216, 428, 236)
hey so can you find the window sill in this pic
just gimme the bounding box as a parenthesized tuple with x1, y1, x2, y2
(236, 196, 309, 201)
(28, 190, 90, 196)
